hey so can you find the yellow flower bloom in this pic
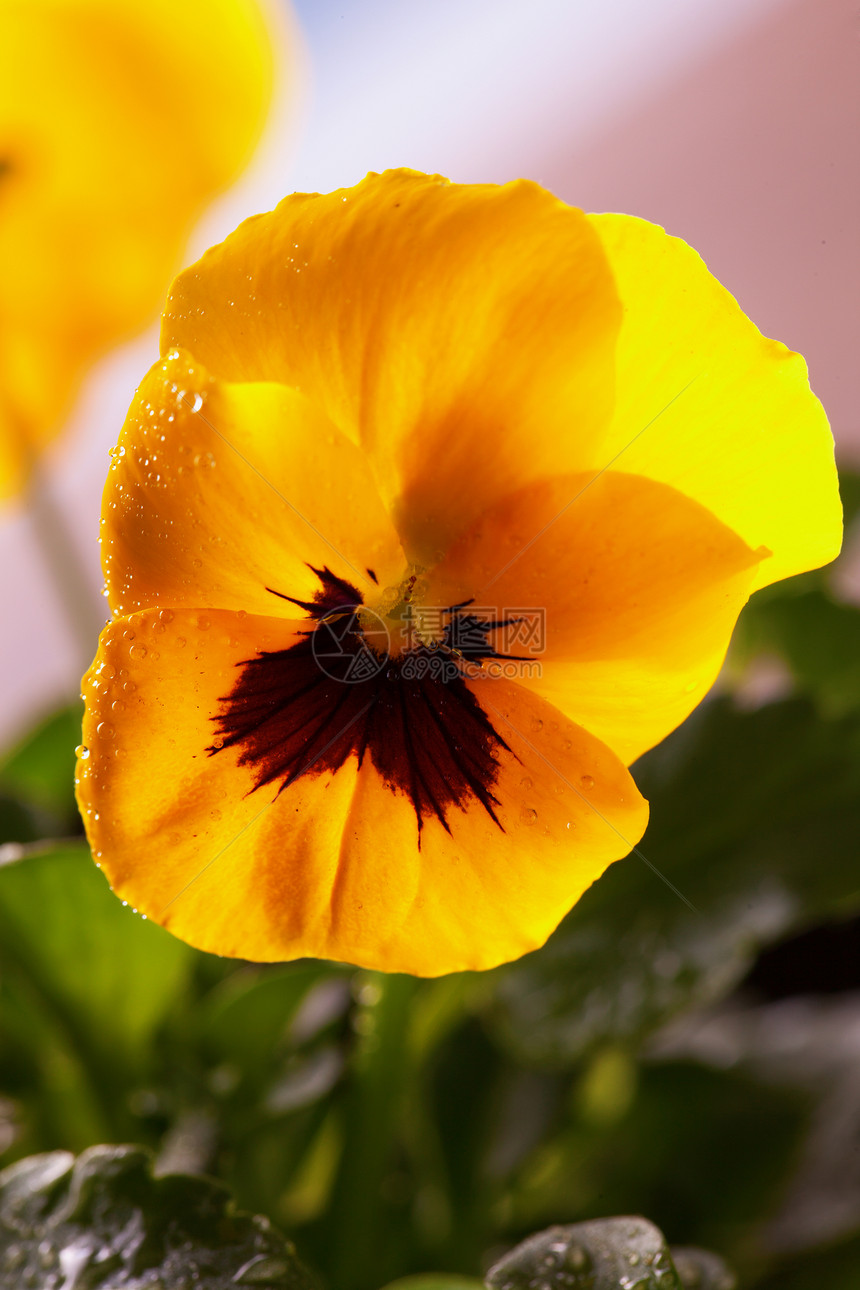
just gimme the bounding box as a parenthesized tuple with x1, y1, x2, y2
(0, 0, 274, 497)
(76, 170, 841, 976)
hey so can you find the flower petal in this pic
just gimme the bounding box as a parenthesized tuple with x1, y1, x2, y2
(327, 678, 648, 974)
(585, 214, 842, 588)
(162, 170, 621, 562)
(102, 349, 405, 618)
(76, 610, 647, 975)
(77, 609, 361, 959)
(425, 471, 763, 765)
(0, 0, 275, 497)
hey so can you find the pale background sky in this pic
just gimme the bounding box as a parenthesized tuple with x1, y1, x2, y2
(2, 0, 857, 745)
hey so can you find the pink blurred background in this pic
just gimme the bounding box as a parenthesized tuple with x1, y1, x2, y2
(2, 0, 857, 744)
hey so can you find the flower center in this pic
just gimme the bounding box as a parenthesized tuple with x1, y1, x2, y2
(209, 565, 518, 838)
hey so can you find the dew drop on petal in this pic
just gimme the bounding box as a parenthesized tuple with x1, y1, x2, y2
(129, 643, 148, 660)
(520, 806, 538, 826)
(75, 745, 90, 760)
(580, 774, 595, 791)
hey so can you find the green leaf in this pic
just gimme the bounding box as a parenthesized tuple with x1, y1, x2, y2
(0, 704, 82, 831)
(732, 581, 860, 715)
(491, 698, 860, 1067)
(503, 1061, 804, 1266)
(0, 1143, 316, 1288)
(0, 842, 193, 1067)
(199, 964, 345, 1088)
(485, 1219, 684, 1290)
(727, 467, 860, 715)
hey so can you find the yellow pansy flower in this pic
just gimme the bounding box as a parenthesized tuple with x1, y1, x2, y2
(0, 0, 274, 497)
(76, 171, 841, 976)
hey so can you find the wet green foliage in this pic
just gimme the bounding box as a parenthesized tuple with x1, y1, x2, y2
(0, 1144, 315, 1288)
(1, 476, 859, 1288)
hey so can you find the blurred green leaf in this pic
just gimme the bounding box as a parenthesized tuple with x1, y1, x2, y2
(0, 704, 81, 833)
(0, 842, 197, 1156)
(486, 1219, 684, 1290)
(836, 467, 860, 526)
(490, 698, 860, 1067)
(728, 468, 860, 715)
(0, 842, 193, 1066)
(199, 965, 345, 1089)
(0, 1143, 315, 1288)
(733, 581, 860, 715)
(505, 1061, 804, 1265)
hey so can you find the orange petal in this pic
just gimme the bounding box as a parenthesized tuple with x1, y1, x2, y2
(162, 170, 621, 563)
(425, 471, 763, 765)
(77, 609, 361, 960)
(76, 610, 646, 974)
(586, 213, 842, 589)
(327, 678, 648, 974)
(102, 349, 405, 618)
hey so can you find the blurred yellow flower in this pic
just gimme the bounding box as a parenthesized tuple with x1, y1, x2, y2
(0, 0, 275, 498)
(76, 171, 841, 976)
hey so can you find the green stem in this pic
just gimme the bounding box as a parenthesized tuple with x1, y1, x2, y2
(327, 972, 418, 1290)
(26, 462, 104, 674)
(3, 389, 103, 675)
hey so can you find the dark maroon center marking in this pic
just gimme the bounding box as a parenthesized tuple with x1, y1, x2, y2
(209, 566, 519, 836)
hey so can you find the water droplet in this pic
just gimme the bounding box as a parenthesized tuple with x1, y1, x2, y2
(197, 615, 211, 630)
(191, 392, 204, 413)
(580, 774, 595, 790)
(520, 775, 533, 790)
(158, 608, 175, 624)
(530, 716, 543, 733)
(565, 1242, 590, 1272)
(129, 643, 148, 660)
(75, 745, 90, 760)
(521, 806, 538, 826)
(96, 722, 115, 740)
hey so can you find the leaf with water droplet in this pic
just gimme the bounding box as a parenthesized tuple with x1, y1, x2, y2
(485, 1219, 689, 1290)
(0, 1144, 317, 1289)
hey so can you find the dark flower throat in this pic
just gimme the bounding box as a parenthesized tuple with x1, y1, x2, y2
(209, 567, 519, 835)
